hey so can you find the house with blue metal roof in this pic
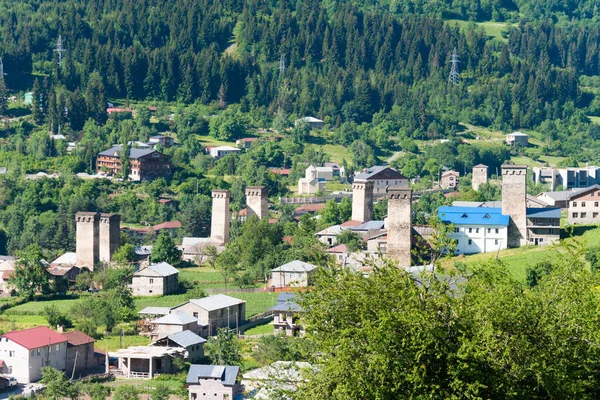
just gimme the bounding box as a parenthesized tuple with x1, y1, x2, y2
(438, 206, 509, 255)
(526, 207, 561, 246)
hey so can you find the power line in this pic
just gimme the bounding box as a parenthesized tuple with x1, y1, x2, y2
(448, 47, 460, 86)
(279, 54, 286, 80)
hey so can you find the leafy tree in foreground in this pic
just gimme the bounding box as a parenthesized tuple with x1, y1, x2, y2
(9, 244, 49, 300)
(152, 230, 182, 265)
(204, 328, 244, 367)
(41, 366, 78, 400)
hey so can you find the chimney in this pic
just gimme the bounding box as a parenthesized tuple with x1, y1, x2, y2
(211, 189, 231, 245)
(386, 188, 412, 268)
(99, 213, 121, 263)
(245, 186, 269, 220)
(352, 180, 374, 223)
(502, 165, 528, 248)
(76, 212, 100, 270)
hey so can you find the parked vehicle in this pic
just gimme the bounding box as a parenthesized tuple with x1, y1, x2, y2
(6, 377, 17, 387)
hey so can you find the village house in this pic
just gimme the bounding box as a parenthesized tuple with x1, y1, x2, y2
(0, 256, 16, 296)
(441, 170, 459, 189)
(567, 185, 600, 224)
(148, 135, 175, 148)
(354, 166, 408, 194)
(505, 131, 529, 146)
(186, 365, 242, 400)
(62, 331, 96, 379)
(270, 260, 318, 288)
(526, 208, 561, 246)
(536, 191, 569, 208)
(270, 293, 305, 336)
(46, 265, 81, 287)
(110, 346, 184, 379)
(150, 330, 206, 363)
(207, 146, 241, 159)
(150, 311, 198, 341)
(131, 262, 179, 297)
(532, 166, 600, 191)
(97, 146, 172, 181)
(235, 137, 258, 149)
(171, 294, 246, 337)
(295, 116, 324, 130)
(0, 327, 68, 383)
(315, 224, 346, 246)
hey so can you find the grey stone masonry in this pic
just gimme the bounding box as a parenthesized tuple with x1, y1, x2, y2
(99, 213, 121, 263)
(502, 165, 528, 248)
(211, 189, 231, 245)
(386, 187, 412, 268)
(472, 164, 488, 191)
(351, 180, 374, 223)
(245, 186, 268, 220)
(76, 212, 100, 269)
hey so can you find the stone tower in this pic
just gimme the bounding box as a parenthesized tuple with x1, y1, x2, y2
(245, 186, 268, 220)
(386, 188, 412, 268)
(99, 213, 121, 263)
(352, 180, 374, 223)
(211, 189, 231, 245)
(472, 164, 489, 191)
(76, 212, 100, 269)
(502, 165, 527, 248)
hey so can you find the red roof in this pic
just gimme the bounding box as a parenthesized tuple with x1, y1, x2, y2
(238, 137, 258, 142)
(295, 204, 326, 214)
(282, 236, 293, 245)
(269, 168, 291, 176)
(340, 220, 362, 227)
(106, 107, 132, 114)
(1, 270, 14, 280)
(152, 221, 181, 230)
(237, 208, 248, 217)
(2, 327, 67, 350)
(61, 331, 95, 347)
(327, 244, 349, 253)
(268, 218, 279, 224)
(443, 191, 461, 198)
(158, 199, 173, 204)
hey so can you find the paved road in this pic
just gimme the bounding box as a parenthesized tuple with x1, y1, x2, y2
(0, 383, 44, 399)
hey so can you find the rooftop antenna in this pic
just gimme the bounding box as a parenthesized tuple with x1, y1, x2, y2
(448, 47, 460, 86)
(54, 35, 66, 67)
(279, 53, 286, 80)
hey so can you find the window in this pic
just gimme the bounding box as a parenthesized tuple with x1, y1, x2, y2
(453, 227, 459, 233)
(476, 228, 479, 233)
(595, 202, 599, 207)
(495, 229, 499, 234)
(487, 228, 491, 233)
(594, 213, 598, 218)
(539, 238, 544, 243)
(582, 213, 587, 218)
(468, 228, 472, 233)
(582, 202, 587, 207)
(193, 312, 199, 317)
(468, 239, 472, 245)
(149, 279, 154, 284)
(495, 239, 499, 245)
(573, 202, 578, 207)
(9, 351, 14, 357)
(149, 290, 153, 294)
(31, 350, 34, 357)
(49, 346, 52, 353)
(455, 240, 459, 245)
(37, 349, 40, 356)
(573, 213, 579, 218)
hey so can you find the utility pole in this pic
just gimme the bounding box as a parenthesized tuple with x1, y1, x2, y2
(71, 350, 79, 380)
(55, 35, 66, 67)
(448, 47, 460, 86)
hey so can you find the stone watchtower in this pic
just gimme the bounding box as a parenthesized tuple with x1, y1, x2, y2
(352, 180, 374, 223)
(99, 213, 121, 263)
(472, 164, 488, 191)
(76, 212, 100, 269)
(211, 189, 231, 245)
(386, 188, 412, 268)
(502, 165, 528, 248)
(245, 186, 268, 220)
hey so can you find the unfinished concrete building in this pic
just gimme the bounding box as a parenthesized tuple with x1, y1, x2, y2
(386, 188, 412, 268)
(76, 212, 100, 269)
(245, 186, 268, 220)
(472, 164, 488, 191)
(502, 165, 528, 248)
(352, 181, 374, 223)
(211, 189, 230, 245)
(99, 213, 121, 263)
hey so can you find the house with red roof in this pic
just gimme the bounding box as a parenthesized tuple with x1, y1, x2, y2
(62, 331, 96, 378)
(0, 326, 68, 383)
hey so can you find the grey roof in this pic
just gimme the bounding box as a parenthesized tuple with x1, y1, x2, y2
(538, 191, 569, 201)
(277, 293, 296, 303)
(190, 294, 245, 312)
(269, 300, 303, 312)
(473, 164, 488, 168)
(98, 146, 158, 159)
(154, 311, 197, 325)
(138, 307, 172, 316)
(186, 365, 240, 386)
(350, 221, 386, 231)
(166, 330, 206, 347)
(526, 207, 561, 219)
(508, 131, 528, 136)
(451, 201, 503, 208)
(134, 262, 179, 277)
(354, 165, 405, 181)
(271, 260, 318, 273)
(566, 185, 600, 200)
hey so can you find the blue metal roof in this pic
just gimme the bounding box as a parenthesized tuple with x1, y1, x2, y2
(187, 365, 239, 386)
(437, 206, 509, 226)
(526, 207, 561, 219)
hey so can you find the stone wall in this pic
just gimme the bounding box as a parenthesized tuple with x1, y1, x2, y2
(472, 165, 488, 191)
(502, 165, 527, 248)
(245, 186, 268, 219)
(386, 188, 412, 268)
(351, 181, 374, 222)
(211, 189, 230, 245)
(76, 212, 100, 269)
(99, 213, 121, 263)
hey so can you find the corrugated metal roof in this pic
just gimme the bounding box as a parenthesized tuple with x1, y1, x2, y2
(438, 206, 509, 226)
(186, 365, 240, 386)
(354, 165, 406, 181)
(2, 327, 67, 350)
(138, 307, 172, 316)
(190, 294, 245, 312)
(154, 311, 196, 325)
(567, 185, 600, 200)
(526, 207, 561, 218)
(271, 260, 318, 273)
(98, 146, 158, 159)
(166, 330, 206, 347)
(276, 293, 296, 303)
(350, 221, 385, 231)
(134, 262, 179, 277)
(539, 191, 569, 201)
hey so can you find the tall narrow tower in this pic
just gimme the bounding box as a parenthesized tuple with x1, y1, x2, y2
(54, 35, 66, 67)
(502, 165, 528, 248)
(352, 181, 374, 223)
(76, 212, 100, 269)
(211, 189, 231, 245)
(245, 186, 268, 220)
(386, 188, 412, 268)
(448, 47, 460, 86)
(99, 213, 121, 263)
(472, 164, 489, 191)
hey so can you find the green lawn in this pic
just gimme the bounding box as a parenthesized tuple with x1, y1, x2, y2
(244, 321, 274, 335)
(0, 314, 48, 331)
(178, 267, 224, 284)
(445, 19, 513, 41)
(134, 294, 189, 310)
(233, 292, 278, 317)
(326, 181, 351, 192)
(196, 134, 236, 148)
(321, 144, 348, 164)
(5, 298, 84, 315)
(588, 115, 600, 125)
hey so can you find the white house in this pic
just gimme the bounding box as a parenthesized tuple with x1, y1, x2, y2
(171, 295, 246, 337)
(438, 206, 509, 255)
(354, 166, 408, 194)
(295, 117, 324, 130)
(186, 365, 241, 400)
(270, 260, 318, 288)
(0, 327, 68, 383)
(505, 132, 529, 146)
(208, 146, 241, 159)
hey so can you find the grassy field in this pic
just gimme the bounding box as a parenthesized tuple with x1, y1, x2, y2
(178, 267, 224, 284)
(244, 321, 274, 335)
(195, 134, 235, 148)
(0, 314, 47, 331)
(5, 297, 84, 315)
(445, 20, 513, 41)
(326, 181, 351, 191)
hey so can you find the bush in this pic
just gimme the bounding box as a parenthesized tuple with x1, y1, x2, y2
(113, 385, 139, 400)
